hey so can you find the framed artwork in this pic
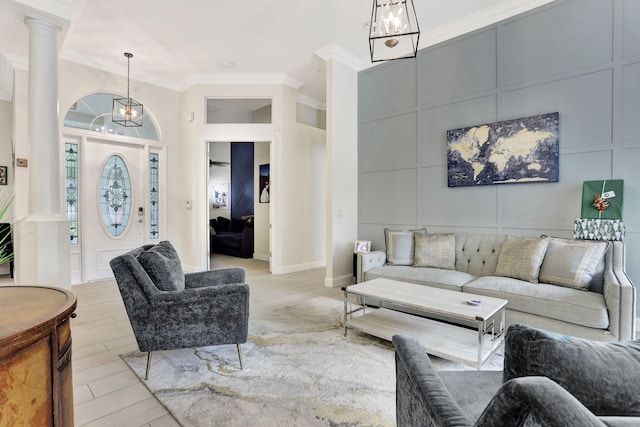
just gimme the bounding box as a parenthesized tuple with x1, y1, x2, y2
(354, 240, 371, 253)
(0, 166, 7, 185)
(211, 182, 229, 209)
(259, 163, 270, 203)
(447, 112, 559, 187)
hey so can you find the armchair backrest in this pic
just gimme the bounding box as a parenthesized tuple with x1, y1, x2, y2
(109, 244, 164, 318)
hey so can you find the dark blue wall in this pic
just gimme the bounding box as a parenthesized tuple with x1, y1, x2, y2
(231, 142, 254, 219)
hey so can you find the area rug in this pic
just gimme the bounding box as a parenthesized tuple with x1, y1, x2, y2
(120, 296, 502, 427)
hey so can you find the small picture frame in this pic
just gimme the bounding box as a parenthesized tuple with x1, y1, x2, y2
(354, 240, 371, 253)
(0, 166, 6, 185)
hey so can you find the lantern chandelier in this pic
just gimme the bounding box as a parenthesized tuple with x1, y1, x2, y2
(369, 0, 420, 62)
(112, 52, 143, 127)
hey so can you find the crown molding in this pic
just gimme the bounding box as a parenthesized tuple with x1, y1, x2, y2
(419, 0, 555, 50)
(16, 0, 79, 22)
(314, 44, 365, 71)
(296, 93, 326, 111)
(3, 53, 28, 71)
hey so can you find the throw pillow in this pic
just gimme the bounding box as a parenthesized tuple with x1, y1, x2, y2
(504, 324, 640, 416)
(137, 241, 185, 292)
(414, 233, 456, 270)
(538, 237, 608, 290)
(494, 236, 549, 283)
(384, 228, 426, 266)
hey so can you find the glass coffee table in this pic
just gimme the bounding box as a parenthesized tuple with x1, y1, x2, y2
(343, 278, 507, 369)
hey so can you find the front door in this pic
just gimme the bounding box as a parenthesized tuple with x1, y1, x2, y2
(83, 138, 145, 281)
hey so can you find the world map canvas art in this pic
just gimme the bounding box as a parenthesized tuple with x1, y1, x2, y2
(447, 112, 559, 187)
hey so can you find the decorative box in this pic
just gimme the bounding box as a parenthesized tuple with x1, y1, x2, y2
(574, 218, 625, 241)
(581, 179, 624, 219)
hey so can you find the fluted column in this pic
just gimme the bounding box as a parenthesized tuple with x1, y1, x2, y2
(15, 14, 70, 288)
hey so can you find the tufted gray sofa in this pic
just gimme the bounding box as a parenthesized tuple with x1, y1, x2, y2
(357, 233, 635, 341)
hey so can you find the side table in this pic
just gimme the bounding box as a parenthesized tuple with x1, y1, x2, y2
(0, 286, 77, 426)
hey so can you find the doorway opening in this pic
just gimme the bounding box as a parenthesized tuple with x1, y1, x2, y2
(208, 141, 271, 267)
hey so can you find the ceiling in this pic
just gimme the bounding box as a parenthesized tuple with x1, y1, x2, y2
(0, 0, 554, 106)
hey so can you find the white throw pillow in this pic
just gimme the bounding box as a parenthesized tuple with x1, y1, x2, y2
(384, 228, 426, 266)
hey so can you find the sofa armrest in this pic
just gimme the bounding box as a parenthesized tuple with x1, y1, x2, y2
(185, 267, 246, 288)
(356, 250, 386, 283)
(393, 334, 473, 427)
(476, 377, 606, 427)
(603, 242, 636, 341)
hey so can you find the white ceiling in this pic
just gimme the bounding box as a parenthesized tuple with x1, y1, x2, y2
(0, 0, 554, 106)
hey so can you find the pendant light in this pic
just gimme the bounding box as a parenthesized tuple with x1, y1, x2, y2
(369, 0, 420, 62)
(112, 52, 143, 127)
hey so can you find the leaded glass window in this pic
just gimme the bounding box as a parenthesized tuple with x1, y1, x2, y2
(65, 143, 79, 244)
(149, 153, 159, 239)
(99, 155, 131, 237)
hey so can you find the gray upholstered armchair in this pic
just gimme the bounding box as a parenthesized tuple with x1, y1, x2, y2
(393, 324, 640, 426)
(110, 241, 250, 380)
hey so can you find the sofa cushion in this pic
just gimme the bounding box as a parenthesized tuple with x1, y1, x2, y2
(384, 228, 426, 266)
(137, 241, 185, 292)
(414, 233, 456, 270)
(538, 238, 608, 290)
(216, 216, 230, 232)
(503, 324, 640, 416)
(229, 219, 245, 233)
(494, 236, 549, 283)
(464, 276, 608, 329)
(365, 266, 476, 292)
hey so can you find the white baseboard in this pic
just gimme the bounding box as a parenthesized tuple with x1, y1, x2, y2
(324, 273, 355, 288)
(272, 260, 325, 275)
(253, 252, 270, 262)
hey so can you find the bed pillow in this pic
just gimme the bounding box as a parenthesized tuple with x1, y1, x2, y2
(384, 228, 426, 266)
(414, 233, 456, 270)
(137, 241, 185, 291)
(538, 237, 608, 289)
(494, 236, 549, 283)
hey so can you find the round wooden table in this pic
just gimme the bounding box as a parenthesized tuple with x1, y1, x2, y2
(0, 286, 77, 427)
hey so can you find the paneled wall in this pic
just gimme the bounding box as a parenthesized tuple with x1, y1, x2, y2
(358, 0, 640, 292)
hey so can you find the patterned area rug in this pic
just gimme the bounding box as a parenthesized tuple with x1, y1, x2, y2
(120, 296, 502, 427)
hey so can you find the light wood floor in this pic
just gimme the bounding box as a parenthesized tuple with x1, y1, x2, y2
(69, 255, 343, 427)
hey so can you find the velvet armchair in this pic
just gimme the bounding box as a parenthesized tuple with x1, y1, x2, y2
(110, 241, 250, 380)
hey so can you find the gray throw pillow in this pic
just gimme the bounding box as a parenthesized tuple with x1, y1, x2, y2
(538, 237, 608, 290)
(503, 324, 640, 416)
(384, 228, 426, 266)
(494, 236, 549, 283)
(137, 241, 185, 291)
(414, 233, 456, 270)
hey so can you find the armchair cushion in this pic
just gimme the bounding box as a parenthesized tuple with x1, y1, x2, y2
(503, 324, 640, 416)
(137, 240, 185, 291)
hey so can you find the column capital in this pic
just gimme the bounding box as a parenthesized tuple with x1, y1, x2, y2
(25, 12, 63, 33)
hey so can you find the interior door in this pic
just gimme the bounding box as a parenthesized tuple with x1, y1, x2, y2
(83, 138, 145, 281)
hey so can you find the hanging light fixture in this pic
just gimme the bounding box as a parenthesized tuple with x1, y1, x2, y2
(112, 52, 143, 127)
(369, 0, 420, 63)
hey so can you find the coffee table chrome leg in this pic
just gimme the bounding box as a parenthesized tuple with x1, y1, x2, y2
(343, 289, 348, 337)
(477, 319, 484, 370)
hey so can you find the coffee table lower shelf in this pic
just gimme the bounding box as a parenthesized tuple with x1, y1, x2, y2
(346, 308, 501, 369)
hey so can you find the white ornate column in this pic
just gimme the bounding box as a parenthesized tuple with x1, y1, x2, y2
(15, 13, 71, 288)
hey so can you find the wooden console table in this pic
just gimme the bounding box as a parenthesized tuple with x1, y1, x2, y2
(0, 286, 77, 426)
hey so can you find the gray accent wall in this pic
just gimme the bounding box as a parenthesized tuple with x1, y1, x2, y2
(358, 0, 640, 295)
